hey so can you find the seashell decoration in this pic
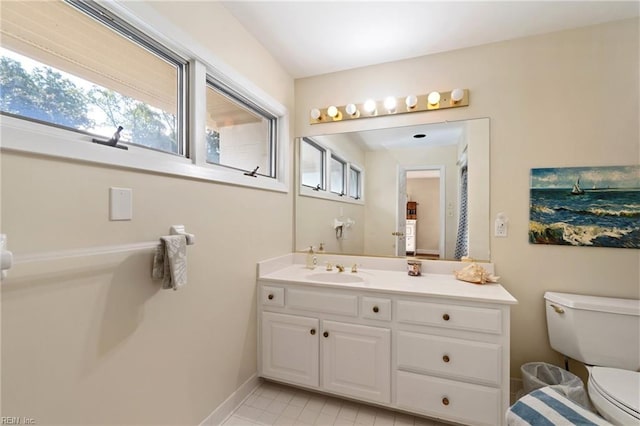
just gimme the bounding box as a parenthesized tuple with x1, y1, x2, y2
(454, 263, 500, 285)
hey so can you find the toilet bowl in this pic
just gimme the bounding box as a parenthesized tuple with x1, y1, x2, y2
(544, 292, 640, 425)
(587, 366, 640, 425)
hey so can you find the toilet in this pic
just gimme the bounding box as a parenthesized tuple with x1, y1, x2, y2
(544, 292, 640, 425)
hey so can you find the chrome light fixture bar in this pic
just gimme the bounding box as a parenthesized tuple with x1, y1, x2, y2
(309, 88, 469, 124)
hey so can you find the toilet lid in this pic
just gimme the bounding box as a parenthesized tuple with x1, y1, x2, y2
(591, 367, 640, 414)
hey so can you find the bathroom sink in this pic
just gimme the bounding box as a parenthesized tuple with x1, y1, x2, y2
(306, 272, 365, 284)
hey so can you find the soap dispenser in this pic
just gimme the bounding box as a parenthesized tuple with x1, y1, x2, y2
(305, 246, 317, 269)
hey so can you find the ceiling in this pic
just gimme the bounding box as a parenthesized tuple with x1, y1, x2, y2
(350, 120, 465, 151)
(222, 1, 639, 79)
(313, 120, 466, 151)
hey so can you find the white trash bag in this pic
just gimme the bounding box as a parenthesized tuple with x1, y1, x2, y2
(520, 362, 594, 411)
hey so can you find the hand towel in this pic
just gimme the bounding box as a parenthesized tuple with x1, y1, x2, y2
(152, 235, 187, 290)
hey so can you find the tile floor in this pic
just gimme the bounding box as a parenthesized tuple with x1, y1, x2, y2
(221, 381, 452, 426)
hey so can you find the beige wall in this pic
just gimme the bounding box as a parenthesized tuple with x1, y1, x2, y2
(295, 19, 640, 378)
(1, 2, 294, 425)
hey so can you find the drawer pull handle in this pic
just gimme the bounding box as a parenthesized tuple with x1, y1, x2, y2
(268, 294, 274, 300)
(442, 397, 450, 406)
(310, 329, 316, 335)
(442, 355, 450, 363)
(323, 331, 329, 338)
(373, 306, 379, 313)
(442, 313, 450, 321)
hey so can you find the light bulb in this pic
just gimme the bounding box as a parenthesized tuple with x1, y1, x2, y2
(345, 103, 358, 116)
(384, 96, 397, 113)
(451, 88, 464, 103)
(405, 95, 418, 109)
(310, 108, 321, 120)
(327, 105, 339, 118)
(363, 99, 377, 114)
(428, 91, 441, 106)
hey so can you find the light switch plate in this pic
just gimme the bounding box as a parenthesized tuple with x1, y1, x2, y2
(110, 187, 132, 221)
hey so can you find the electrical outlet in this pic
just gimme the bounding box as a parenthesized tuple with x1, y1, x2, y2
(495, 213, 508, 237)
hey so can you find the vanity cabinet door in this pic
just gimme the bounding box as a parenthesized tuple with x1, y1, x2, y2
(321, 321, 391, 404)
(262, 312, 319, 388)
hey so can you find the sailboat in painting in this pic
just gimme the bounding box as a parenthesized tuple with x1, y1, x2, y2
(571, 177, 585, 195)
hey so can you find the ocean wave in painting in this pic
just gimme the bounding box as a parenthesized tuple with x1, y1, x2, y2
(529, 186, 639, 248)
(529, 220, 639, 247)
(536, 205, 640, 218)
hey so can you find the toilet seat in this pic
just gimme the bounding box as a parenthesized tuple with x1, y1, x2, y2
(588, 367, 640, 424)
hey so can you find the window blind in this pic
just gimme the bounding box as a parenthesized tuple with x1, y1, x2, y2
(0, 0, 179, 114)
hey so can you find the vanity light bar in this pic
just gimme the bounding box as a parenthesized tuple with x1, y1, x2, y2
(309, 89, 469, 125)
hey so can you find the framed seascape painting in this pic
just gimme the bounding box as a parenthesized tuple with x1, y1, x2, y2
(529, 165, 639, 248)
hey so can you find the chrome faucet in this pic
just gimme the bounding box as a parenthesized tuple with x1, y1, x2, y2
(336, 264, 345, 272)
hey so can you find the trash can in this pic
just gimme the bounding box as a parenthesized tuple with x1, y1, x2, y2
(520, 362, 593, 410)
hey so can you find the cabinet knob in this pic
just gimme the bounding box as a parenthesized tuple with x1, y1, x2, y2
(373, 306, 379, 313)
(442, 313, 450, 321)
(442, 397, 450, 406)
(442, 355, 450, 363)
(323, 331, 329, 338)
(268, 294, 274, 300)
(310, 329, 316, 335)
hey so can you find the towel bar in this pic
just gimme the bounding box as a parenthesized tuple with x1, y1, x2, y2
(1, 225, 195, 278)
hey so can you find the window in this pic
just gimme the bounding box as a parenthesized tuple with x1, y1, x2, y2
(0, 0, 187, 155)
(299, 138, 363, 204)
(205, 79, 277, 177)
(330, 155, 346, 195)
(0, 0, 289, 192)
(300, 138, 325, 190)
(349, 166, 362, 200)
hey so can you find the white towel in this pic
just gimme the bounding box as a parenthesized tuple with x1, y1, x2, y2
(507, 386, 612, 426)
(152, 235, 187, 290)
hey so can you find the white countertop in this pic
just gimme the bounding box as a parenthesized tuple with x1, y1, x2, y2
(258, 256, 517, 305)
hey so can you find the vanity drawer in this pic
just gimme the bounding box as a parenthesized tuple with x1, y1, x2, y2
(262, 286, 284, 307)
(397, 300, 501, 334)
(361, 297, 391, 321)
(397, 331, 501, 385)
(288, 289, 358, 317)
(396, 371, 500, 426)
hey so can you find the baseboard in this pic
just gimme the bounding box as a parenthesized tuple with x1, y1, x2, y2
(200, 373, 261, 426)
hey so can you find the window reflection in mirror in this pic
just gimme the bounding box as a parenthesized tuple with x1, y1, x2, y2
(301, 138, 325, 189)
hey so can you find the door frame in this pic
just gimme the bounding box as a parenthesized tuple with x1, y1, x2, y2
(397, 165, 446, 258)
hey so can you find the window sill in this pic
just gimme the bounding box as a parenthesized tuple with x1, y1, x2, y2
(0, 115, 288, 193)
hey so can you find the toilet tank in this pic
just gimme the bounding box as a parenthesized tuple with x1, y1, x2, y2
(544, 292, 640, 371)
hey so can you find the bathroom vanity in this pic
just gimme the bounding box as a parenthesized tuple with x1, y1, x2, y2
(257, 254, 517, 426)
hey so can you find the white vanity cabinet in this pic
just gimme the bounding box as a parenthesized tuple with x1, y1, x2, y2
(394, 299, 506, 425)
(257, 265, 515, 426)
(259, 287, 391, 404)
(261, 312, 319, 388)
(322, 320, 390, 403)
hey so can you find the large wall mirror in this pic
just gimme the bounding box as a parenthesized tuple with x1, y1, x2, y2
(295, 117, 490, 261)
